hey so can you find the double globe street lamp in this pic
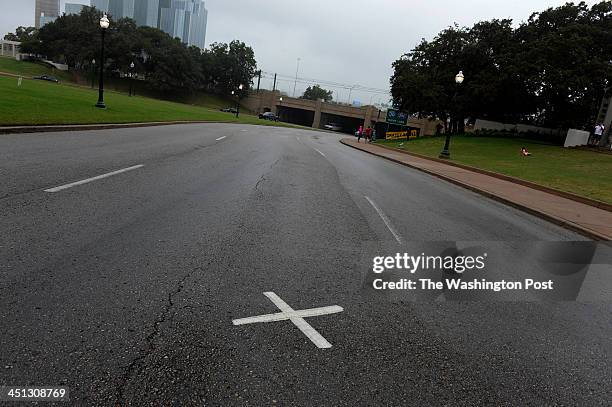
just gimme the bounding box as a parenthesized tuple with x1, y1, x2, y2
(439, 70, 465, 159)
(95, 14, 110, 109)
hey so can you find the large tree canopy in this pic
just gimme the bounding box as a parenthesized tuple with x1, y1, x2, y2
(390, 1, 612, 129)
(18, 6, 258, 95)
(301, 85, 333, 101)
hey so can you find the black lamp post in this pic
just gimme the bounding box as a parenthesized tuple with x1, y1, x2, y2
(95, 14, 109, 109)
(439, 70, 464, 159)
(129, 61, 135, 96)
(235, 84, 243, 118)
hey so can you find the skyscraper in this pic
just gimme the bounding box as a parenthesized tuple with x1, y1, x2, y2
(89, 0, 208, 49)
(91, 0, 134, 20)
(65, 3, 86, 15)
(90, 0, 110, 13)
(134, 0, 160, 27)
(35, 0, 60, 28)
(158, 0, 207, 49)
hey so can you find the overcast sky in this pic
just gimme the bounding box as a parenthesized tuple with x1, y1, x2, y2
(1, 0, 599, 103)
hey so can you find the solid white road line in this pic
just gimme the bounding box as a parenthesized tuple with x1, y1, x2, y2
(313, 147, 326, 157)
(232, 292, 343, 349)
(364, 196, 403, 244)
(44, 165, 144, 193)
(216, 136, 227, 141)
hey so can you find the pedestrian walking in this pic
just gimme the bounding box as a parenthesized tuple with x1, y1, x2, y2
(365, 126, 373, 143)
(357, 125, 363, 143)
(591, 123, 604, 146)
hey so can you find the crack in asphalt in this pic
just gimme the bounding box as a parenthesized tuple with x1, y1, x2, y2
(112, 155, 283, 405)
(113, 268, 197, 406)
(254, 158, 281, 192)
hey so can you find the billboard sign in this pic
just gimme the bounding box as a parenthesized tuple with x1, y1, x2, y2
(386, 109, 409, 125)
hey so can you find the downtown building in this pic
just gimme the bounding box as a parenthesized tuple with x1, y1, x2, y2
(90, 0, 207, 49)
(35, 0, 60, 28)
(158, 0, 208, 49)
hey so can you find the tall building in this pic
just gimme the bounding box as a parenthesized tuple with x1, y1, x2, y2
(91, 0, 134, 20)
(35, 0, 60, 28)
(134, 0, 160, 27)
(65, 3, 86, 15)
(90, 0, 208, 49)
(158, 0, 207, 49)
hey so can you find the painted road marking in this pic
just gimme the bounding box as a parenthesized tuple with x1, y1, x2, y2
(216, 136, 227, 141)
(233, 292, 343, 349)
(313, 148, 326, 157)
(364, 196, 403, 244)
(44, 165, 144, 193)
(295, 136, 301, 143)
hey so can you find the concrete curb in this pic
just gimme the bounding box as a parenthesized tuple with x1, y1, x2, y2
(340, 139, 610, 241)
(0, 121, 229, 135)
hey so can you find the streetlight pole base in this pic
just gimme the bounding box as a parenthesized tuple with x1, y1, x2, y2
(439, 150, 450, 159)
(95, 101, 106, 109)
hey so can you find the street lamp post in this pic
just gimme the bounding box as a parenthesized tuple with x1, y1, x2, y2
(279, 97, 283, 121)
(91, 59, 95, 89)
(129, 61, 135, 97)
(235, 84, 244, 118)
(95, 14, 109, 109)
(439, 71, 464, 159)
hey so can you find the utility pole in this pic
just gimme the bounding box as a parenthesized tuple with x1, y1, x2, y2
(272, 73, 277, 92)
(256, 70, 262, 93)
(292, 57, 301, 97)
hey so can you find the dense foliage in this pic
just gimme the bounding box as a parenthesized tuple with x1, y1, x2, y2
(390, 1, 612, 130)
(301, 85, 333, 102)
(13, 6, 257, 95)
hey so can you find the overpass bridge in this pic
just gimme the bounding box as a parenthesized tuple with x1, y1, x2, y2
(243, 90, 437, 136)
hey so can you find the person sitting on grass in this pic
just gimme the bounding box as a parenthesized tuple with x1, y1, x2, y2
(520, 146, 531, 156)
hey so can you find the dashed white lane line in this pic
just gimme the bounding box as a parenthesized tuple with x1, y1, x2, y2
(295, 136, 302, 143)
(364, 196, 403, 244)
(313, 147, 326, 157)
(44, 165, 144, 193)
(233, 292, 343, 349)
(216, 136, 227, 141)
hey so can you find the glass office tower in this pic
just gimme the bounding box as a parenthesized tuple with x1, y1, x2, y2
(35, 0, 60, 28)
(159, 0, 207, 49)
(65, 3, 86, 15)
(134, 0, 160, 27)
(90, 0, 134, 20)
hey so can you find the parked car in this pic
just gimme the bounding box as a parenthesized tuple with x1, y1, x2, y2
(33, 75, 59, 83)
(259, 112, 279, 121)
(220, 107, 238, 113)
(324, 123, 342, 132)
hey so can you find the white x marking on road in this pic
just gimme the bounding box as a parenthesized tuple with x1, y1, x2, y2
(232, 292, 343, 349)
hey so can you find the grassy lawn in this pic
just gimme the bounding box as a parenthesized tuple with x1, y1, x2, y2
(0, 56, 73, 82)
(0, 74, 302, 129)
(377, 135, 612, 204)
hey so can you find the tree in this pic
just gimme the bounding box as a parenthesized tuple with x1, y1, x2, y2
(204, 40, 257, 95)
(390, 1, 612, 131)
(13, 7, 258, 97)
(4, 26, 37, 42)
(301, 85, 333, 101)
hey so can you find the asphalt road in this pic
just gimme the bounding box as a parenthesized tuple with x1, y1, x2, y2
(1, 124, 610, 406)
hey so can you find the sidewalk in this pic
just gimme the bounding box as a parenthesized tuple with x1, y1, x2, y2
(341, 138, 612, 240)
